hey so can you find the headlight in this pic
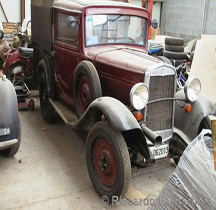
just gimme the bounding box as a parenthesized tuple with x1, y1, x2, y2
(184, 77, 201, 102)
(130, 83, 149, 110)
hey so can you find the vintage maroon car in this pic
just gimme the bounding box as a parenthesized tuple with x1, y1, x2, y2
(31, 0, 216, 202)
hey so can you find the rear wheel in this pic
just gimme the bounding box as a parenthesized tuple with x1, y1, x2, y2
(39, 73, 55, 123)
(86, 121, 131, 201)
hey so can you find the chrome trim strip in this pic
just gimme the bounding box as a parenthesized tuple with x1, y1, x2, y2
(53, 6, 82, 13)
(0, 139, 18, 149)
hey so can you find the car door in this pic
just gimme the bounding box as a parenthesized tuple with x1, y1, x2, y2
(54, 10, 81, 109)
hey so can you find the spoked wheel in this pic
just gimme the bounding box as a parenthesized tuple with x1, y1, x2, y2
(86, 121, 131, 201)
(73, 61, 102, 118)
(39, 73, 55, 123)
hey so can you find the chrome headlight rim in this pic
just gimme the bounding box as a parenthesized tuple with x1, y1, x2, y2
(184, 77, 201, 102)
(130, 83, 149, 110)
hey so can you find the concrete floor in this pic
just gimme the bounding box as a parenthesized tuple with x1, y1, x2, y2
(0, 95, 175, 210)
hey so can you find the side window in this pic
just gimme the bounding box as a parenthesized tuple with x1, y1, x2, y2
(56, 12, 79, 48)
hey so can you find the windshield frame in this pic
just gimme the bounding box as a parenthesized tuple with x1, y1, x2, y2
(84, 13, 148, 48)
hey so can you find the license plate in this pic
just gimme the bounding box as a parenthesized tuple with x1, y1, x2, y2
(149, 144, 169, 159)
(0, 128, 10, 136)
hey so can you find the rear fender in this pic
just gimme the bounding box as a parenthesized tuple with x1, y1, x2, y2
(174, 90, 216, 143)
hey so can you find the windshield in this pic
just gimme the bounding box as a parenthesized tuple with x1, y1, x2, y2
(85, 14, 147, 47)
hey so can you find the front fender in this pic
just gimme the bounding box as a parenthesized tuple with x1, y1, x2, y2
(174, 90, 216, 143)
(73, 97, 141, 132)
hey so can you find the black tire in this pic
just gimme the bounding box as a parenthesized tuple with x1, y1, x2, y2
(169, 134, 187, 165)
(169, 59, 187, 66)
(86, 121, 131, 201)
(198, 117, 211, 134)
(157, 56, 172, 65)
(73, 61, 102, 119)
(163, 50, 188, 60)
(165, 37, 184, 46)
(30, 98, 35, 111)
(39, 72, 55, 123)
(0, 118, 21, 157)
(171, 116, 212, 165)
(165, 44, 184, 52)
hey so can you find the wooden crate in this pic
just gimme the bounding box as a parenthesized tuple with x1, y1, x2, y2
(2, 22, 19, 34)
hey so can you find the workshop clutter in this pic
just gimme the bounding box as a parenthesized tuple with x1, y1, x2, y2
(148, 130, 216, 210)
(163, 37, 188, 66)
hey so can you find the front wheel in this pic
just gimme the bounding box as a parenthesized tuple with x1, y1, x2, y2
(86, 121, 131, 201)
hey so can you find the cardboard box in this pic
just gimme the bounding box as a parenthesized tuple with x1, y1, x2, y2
(212, 119, 216, 171)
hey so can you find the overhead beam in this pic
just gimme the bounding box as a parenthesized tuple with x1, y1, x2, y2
(21, 0, 25, 22)
(0, 2, 8, 22)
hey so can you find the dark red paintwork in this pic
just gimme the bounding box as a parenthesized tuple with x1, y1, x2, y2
(52, 1, 160, 111)
(4, 50, 33, 76)
(29, 0, 161, 111)
(94, 138, 117, 188)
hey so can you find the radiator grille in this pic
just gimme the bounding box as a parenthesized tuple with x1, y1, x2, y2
(146, 75, 175, 131)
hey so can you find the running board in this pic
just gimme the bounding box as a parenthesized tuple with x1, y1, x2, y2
(49, 99, 78, 126)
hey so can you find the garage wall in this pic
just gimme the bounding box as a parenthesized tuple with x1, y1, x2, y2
(164, 0, 216, 42)
(25, 0, 31, 18)
(0, 0, 21, 22)
(0, 0, 31, 23)
(205, 0, 216, 34)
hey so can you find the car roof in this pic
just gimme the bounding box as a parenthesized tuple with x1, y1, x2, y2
(53, 0, 144, 12)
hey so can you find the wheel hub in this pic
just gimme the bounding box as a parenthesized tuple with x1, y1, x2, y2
(94, 139, 117, 187)
(78, 75, 92, 113)
(99, 156, 109, 173)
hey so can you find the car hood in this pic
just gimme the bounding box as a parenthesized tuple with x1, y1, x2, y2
(86, 46, 160, 73)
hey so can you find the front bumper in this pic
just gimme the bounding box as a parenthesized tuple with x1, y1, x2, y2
(0, 139, 18, 150)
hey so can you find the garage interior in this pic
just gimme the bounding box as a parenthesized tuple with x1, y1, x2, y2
(0, 0, 216, 209)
